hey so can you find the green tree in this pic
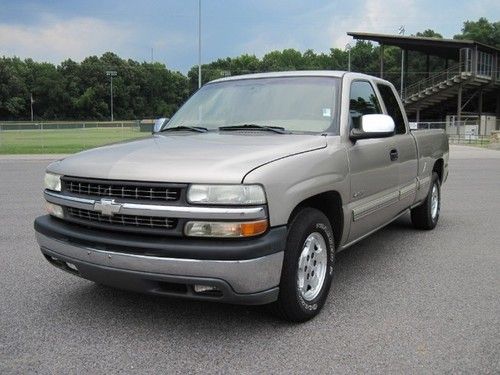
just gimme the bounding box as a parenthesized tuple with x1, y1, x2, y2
(1, 18, 496, 121)
(0, 57, 30, 120)
(454, 18, 500, 47)
(416, 30, 443, 38)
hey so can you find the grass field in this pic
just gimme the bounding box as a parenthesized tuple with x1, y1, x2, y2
(0, 128, 148, 154)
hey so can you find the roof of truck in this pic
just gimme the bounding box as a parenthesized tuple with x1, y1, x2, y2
(209, 70, 372, 84)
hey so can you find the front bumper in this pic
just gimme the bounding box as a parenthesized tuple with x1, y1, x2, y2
(34, 216, 286, 305)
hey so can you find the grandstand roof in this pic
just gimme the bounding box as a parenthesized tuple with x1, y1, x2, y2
(347, 32, 499, 60)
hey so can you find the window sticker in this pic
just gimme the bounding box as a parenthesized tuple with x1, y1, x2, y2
(322, 108, 332, 117)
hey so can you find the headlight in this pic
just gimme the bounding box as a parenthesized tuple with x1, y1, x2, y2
(187, 184, 266, 205)
(185, 220, 268, 238)
(44, 173, 62, 191)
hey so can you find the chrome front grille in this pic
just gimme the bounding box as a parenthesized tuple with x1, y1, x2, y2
(66, 207, 178, 230)
(61, 176, 183, 202)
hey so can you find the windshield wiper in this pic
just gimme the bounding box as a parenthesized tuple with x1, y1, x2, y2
(161, 125, 208, 133)
(218, 124, 289, 134)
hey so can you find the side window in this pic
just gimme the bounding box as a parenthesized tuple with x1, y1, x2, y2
(349, 81, 381, 129)
(377, 84, 406, 134)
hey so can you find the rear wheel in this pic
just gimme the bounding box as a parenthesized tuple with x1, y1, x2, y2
(411, 172, 441, 230)
(272, 208, 335, 322)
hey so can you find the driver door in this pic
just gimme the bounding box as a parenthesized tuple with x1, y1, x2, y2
(346, 80, 400, 243)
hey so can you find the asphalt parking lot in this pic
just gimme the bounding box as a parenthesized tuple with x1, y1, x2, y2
(1, 145, 499, 374)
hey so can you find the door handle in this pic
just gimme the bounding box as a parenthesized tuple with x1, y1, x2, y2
(390, 149, 399, 161)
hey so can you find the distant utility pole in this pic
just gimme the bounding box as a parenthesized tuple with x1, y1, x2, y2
(345, 43, 352, 72)
(399, 25, 405, 98)
(198, 0, 202, 89)
(106, 70, 117, 122)
(151, 47, 154, 63)
(30, 93, 34, 121)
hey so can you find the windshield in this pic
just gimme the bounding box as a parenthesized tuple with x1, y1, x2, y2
(166, 76, 340, 133)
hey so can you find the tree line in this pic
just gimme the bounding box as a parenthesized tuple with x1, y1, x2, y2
(0, 18, 498, 121)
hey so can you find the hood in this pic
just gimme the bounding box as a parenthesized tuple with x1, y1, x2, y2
(48, 132, 327, 183)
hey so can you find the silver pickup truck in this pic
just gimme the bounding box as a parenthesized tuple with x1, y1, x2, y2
(34, 71, 449, 321)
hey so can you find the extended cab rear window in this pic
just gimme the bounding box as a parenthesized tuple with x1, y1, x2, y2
(377, 84, 406, 134)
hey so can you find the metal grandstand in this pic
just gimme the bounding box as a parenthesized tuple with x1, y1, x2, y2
(347, 32, 500, 134)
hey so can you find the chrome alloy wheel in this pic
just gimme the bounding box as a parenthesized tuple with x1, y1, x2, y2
(431, 183, 439, 220)
(297, 232, 328, 301)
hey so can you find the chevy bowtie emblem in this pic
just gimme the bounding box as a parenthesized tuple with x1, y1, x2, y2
(94, 198, 122, 216)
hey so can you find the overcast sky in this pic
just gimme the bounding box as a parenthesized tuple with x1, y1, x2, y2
(0, 0, 497, 73)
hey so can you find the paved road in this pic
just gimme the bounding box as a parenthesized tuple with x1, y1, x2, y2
(1, 146, 499, 374)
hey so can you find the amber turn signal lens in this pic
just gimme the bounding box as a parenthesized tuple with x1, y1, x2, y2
(240, 220, 268, 237)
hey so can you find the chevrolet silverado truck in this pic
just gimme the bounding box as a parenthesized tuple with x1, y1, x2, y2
(34, 71, 449, 322)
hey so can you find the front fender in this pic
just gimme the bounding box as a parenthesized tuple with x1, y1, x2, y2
(243, 141, 350, 228)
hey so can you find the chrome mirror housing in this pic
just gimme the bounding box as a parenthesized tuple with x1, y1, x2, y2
(350, 114, 395, 140)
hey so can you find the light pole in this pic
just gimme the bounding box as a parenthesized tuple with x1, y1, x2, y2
(399, 25, 405, 98)
(198, 0, 202, 89)
(106, 70, 117, 122)
(345, 43, 352, 72)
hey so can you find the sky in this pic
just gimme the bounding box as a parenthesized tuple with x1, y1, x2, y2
(0, 0, 498, 73)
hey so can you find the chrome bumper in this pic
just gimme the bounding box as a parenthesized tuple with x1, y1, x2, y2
(36, 232, 283, 295)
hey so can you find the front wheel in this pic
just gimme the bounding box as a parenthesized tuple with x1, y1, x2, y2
(272, 208, 335, 322)
(411, 172, 441, 230)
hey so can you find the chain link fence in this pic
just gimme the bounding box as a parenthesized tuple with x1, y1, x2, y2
(412, 119, 499, 147)
(1, 119, 498, 154)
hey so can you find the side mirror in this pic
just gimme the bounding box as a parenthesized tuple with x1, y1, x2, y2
(153, 118, 169, 134)
(350, 114, 395, 141)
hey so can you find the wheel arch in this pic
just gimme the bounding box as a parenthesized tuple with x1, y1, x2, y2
(433, 158, 444, 183)
(288, 191, 343, 249)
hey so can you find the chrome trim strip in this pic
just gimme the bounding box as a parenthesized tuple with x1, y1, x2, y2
(36, 233, 283, 294)
(352, 191, 400, 222)
(45, 191, 95, 210)
(417, 175, 431, 190)
(352, 181, 418, 222)
(44, 191, 267, 220)
(399, 181, 417, 200)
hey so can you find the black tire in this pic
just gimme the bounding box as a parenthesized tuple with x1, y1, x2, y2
(271, 208, 335, 322)
(411, 172, 441, 230)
